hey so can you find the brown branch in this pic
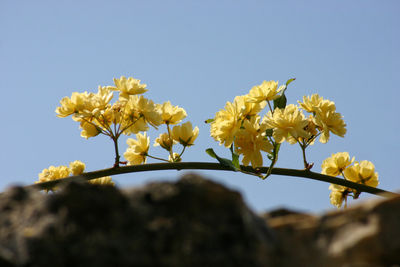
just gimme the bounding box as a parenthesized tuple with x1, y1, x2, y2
(26, 162, 399, 197)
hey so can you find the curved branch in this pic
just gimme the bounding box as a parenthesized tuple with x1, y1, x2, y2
(26, 162, 398, 197)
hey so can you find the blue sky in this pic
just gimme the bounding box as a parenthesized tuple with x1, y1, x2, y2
(1, 0, 399, 213)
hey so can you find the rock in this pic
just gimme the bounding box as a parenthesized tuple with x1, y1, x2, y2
(0, 173, 277, 267)
(0, 173, 399, 267)
(262, 195, 400, 267)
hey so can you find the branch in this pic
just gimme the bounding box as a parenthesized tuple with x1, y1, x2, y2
(26, 162, 398, 197)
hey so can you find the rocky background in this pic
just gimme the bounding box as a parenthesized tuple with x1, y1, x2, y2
(0, 173, 399, 267)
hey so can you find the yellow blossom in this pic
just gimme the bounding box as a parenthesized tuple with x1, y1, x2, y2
(234, 116, 273, 168)
(109, 76, 148, 99)
(89, 176, 115, 186)
(94, 86, 114, 109)
(321, 152, 354, 177)
(122, 95, 162, 134)
(158, 101, 187, 125)
(69, 160, 86, 175)
(37, 165, 70, 183)
(314, 109, 346, 143)
(261, 104, 310, 144)
(56, 87, 113, 123)
(235, 95, 266, 120)
(56, 91, 91, 118)
(343, 160, 379, 187)
(102, 101, 126, 126)
(247, 80, 284, 103)
(79, 121, 101, 139)
(329, 184, 348, 208)
(298, 94, 345, 143)
(298, 94, 335, 113)
(210, 98, 241, 147)
(154, 133, 175, 150)
(171, 121, 199, 146)
(73, 87, 113, 121)
(124, 133, 150, 165)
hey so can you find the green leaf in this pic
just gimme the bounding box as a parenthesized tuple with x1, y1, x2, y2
(205, 148, 217, 158)
(205, 119, 214, 124)
(205, 148, 239, 171)
(273, 94, 287, 110)
(273, 78, 295, 110)
(286, 78, 296, 87)
(229, 145, 240, 170)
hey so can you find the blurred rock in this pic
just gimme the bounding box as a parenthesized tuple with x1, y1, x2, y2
(262, 194, 400, 267)
(0, 173, 276, 267)
(0, 173, 399, 267)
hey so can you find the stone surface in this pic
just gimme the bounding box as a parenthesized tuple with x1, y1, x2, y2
(262, 194, 400, 267)
(0, 173, 276, 267)
(0, 173, 399, 267)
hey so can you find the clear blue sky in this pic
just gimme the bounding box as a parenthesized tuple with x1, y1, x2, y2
(1, 0, 399, 213)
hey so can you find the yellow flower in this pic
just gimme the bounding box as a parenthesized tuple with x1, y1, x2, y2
(261, 104, 310, 144)
(158, 101, 187, 125)
(321, 152, 354, 177)
(109, 76, 148, 99)
(56, 91, 90, 118)
(75, 88, 113, 120)
(298, 94, 335, 113)
(122, 95, 162, 134)
(298, 94, 345, 143)
(171, 121, 199, 146)
(234, 116, 273, 168)
(329, 184, 348, 208)
(56, 87, 113, 123)
(101, 101, 126, 126)
(56, 96, 77, 118)
(343, 160, 379, 187)
(124, 133, 150, 165)
(154, 132, 175, 151)
(314, 109, 346, 143)
(69, 160, 86, 175)
(210, 98, 242, 148)
(89, 176, 115, 186)
(235, 95, 266, 120)
(79, 121, 101, 139)
(247, 80, 284, 103)
(37, 165, 70, 183)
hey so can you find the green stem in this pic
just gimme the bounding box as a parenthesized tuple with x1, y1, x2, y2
(27, 162, 398, 198)
(166, 123, 174, 159)
(179, 145, 187, 157)
(146, 154, 170, 162)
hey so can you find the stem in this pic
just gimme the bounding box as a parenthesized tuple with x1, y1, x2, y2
(300, 143, 308, 169)
(113, 137, 120, 168)
(27, 162, 399, 198)
(267, 100, 274, 113)
(179, 145, 187, 157)
(146, 154, 170, 162)
(166, 123, 174, 159)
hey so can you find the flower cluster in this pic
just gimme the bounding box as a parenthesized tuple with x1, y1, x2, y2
(55, 76, 199, 167)
(209, 80, 347, 169)
(36, 160, 114, 191)
(322, 152, 379, 208)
